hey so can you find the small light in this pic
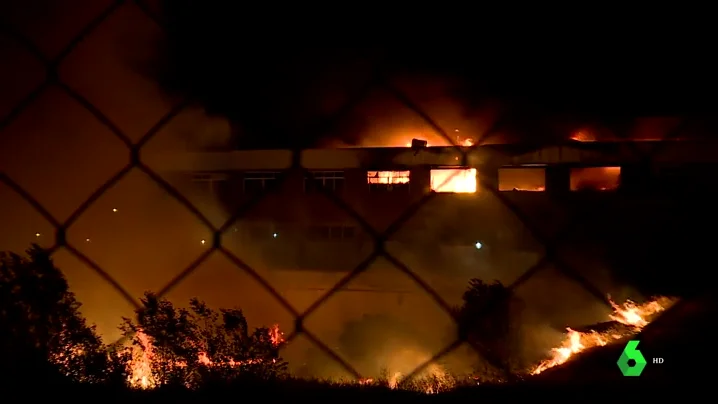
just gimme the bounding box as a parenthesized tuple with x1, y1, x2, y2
(475, 241, 483, 250)
(201, 239, 206, 245)
(85, 238, 91, 242)
(35, 233, 41, 237)
(112, 208, 118, 213)
(272, 233, 278, 238)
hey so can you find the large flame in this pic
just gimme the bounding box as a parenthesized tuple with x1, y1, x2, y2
(530, 296, 674, 375)
(430, 169, 477, 193)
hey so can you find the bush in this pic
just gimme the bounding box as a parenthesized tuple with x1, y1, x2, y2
(452, 279, 525, 379)
(0, 245, 121, 385)
(0, 245, 525, 392)
(0, 245, 287, 390)
(120, 293, 288, 389)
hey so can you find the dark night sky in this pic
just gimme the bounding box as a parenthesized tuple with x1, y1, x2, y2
(154, 0, 718, 148)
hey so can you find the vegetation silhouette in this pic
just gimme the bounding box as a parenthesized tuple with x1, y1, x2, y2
(0, 244, 542, 399)
(0, 245, 124, 386)
(452, 279, 525, 380)
(121, 292, 288, 388)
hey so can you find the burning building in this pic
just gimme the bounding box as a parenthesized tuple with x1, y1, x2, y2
(149, 139, 715, 282)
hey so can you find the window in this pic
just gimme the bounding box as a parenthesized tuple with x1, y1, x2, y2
(430, 168, 477, 193)
(192, 172, 228, 194)
(304, 171, 345, 193)
(570, 167, 621, 191)
(306, 225, 356, 241)
(367, 170, 410, 192)
(243, 171, 279, 194)
(498, 167, 546, 191)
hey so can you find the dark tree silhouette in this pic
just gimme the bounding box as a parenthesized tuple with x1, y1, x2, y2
(0, 245, 123, 385)
(453, 279, 525, 379)
(121, 293, 287, 389)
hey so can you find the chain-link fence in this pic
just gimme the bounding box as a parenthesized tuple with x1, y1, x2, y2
(0, 0, 696, 386)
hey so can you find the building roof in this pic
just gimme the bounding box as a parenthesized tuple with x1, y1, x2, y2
(146, 140, 718, 172)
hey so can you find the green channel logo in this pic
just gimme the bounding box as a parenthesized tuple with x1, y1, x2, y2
(617, 340, 647, 376)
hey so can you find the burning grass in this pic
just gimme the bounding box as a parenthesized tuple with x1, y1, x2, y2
(120, 295, 675, 395)
(530, 296, 676, 375)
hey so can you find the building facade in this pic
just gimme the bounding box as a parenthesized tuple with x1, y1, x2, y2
(152, 140, 718, 280)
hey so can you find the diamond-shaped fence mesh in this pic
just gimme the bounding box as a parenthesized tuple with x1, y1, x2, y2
(0, 0, 690, 386)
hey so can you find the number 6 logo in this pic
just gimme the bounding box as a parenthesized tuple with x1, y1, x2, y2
(617, 340, 647, 376)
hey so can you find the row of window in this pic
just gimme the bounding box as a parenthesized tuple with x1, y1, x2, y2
(192, 167, 624, 194)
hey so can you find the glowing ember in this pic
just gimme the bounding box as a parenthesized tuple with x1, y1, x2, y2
(530, 296, 675, 375)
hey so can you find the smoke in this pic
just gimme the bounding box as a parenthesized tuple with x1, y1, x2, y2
(0, 0, 248, 338)
(1, 0, 691, 382)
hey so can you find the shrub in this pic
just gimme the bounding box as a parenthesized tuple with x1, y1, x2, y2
(452, 279, 525, 379)
(0, 245, 120, 384)
(120, 293, 288, 389)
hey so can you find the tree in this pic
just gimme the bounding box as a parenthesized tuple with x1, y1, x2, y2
(121, 293, 287, 389)
(453, 279, 525, 380)
(0, 245, 121, 385)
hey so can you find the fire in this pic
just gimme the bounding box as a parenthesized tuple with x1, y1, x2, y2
(570, 131, 596, 142)
(569, 167, 621, 191)
(355, 350, 454, 394)
(367, 171, 410, 185)
(430, 169, 477, 193)
(269, 323, 285, 345)
(530, 296, 675, 375)
(128, 330, 156, 389)
(403, 138, 474, 147)
(498, 167, 547, 192)
(127, 323, 284, 390)
(608, 296, 672, 328)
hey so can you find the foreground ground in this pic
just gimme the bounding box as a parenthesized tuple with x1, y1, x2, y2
(14, 293, 717, 402)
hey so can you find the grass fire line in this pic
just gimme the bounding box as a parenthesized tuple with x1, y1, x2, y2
(530, 296, 675, 375)
(121, 296, 673, 394)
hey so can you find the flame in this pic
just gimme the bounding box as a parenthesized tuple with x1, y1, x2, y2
(128, 330, 156, 389)
(430, 169, 477, 193)
(403, 138, 474, 147)
(530, 296, 675, 375)
(355, 350, 453, 394)
(498, 167, 547, 192)
(127, 324, 283, 390)
(570, 167, 621, 191)
(367, 171, 410, 185)
(570, 131, 596, 142)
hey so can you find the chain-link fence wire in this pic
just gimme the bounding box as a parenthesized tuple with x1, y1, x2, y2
(0, 0, 689, 385)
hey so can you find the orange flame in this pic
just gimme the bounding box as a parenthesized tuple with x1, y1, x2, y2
(403, 138, 474, 147)
(530, 296, 674, 375)
(430, 169, 477, 193)
(127, 323, 283, 389)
